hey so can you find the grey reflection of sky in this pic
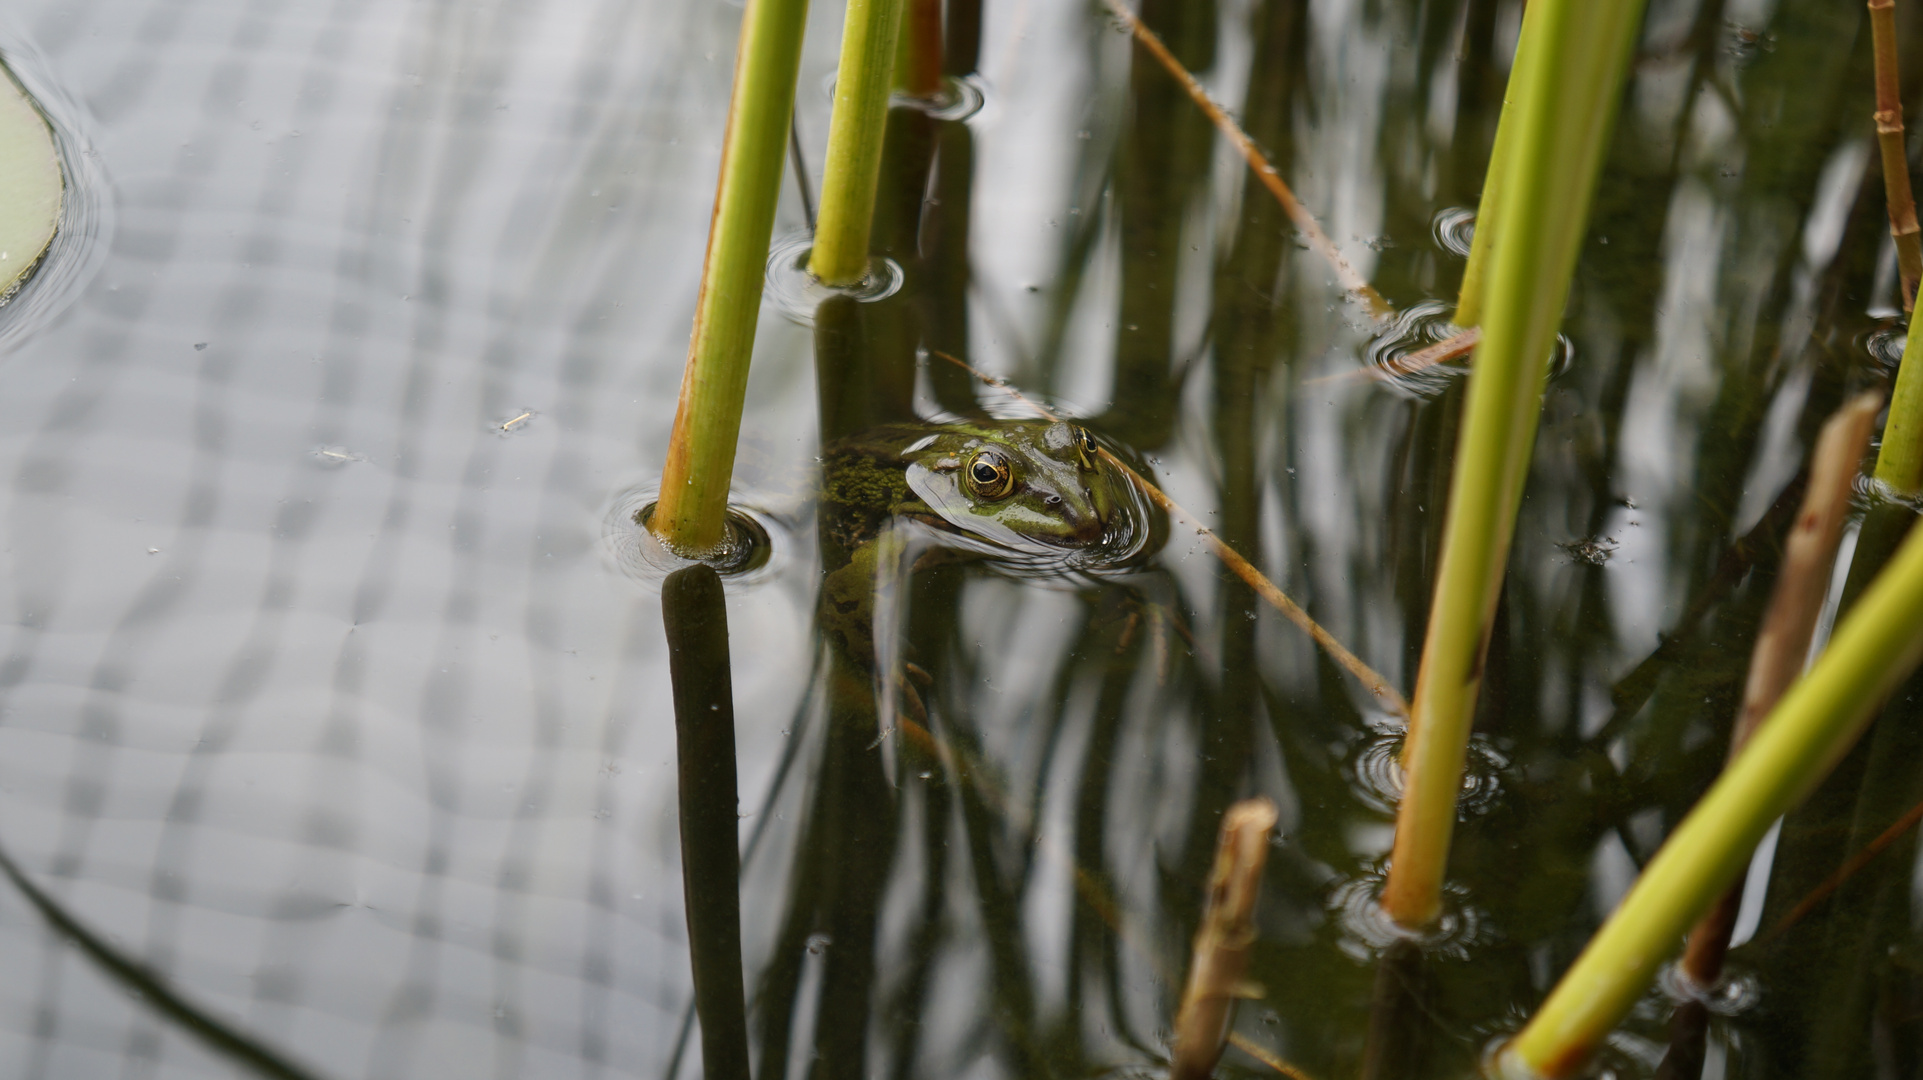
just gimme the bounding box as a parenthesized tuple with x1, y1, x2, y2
(0, 0, 830, 1074)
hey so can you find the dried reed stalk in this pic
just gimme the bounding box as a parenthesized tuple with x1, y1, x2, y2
(1871, 0, 1923, 310)
(1506, 464, 1923, 1076)
(1306, 326, 1483, 387)
(1680, 392, 1880, 987)
(1762, 794, 1923, 941)
(899, 0, 944, 98)
(1098, 0, 1388, 317)
(933, 350, 1408, 713)
(1171, 798, 1279, 1080)
(1104, 450, 1407, 713)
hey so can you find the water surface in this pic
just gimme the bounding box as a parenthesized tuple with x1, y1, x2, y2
(0, 0, 1915, 1078)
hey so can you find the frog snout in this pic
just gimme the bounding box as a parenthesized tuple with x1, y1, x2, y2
(1048, 492, 1108, 544)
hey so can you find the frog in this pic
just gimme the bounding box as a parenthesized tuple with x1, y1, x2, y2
(814, 418, 1141, 677)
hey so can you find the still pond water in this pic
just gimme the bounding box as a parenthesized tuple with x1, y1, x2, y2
(0, 0, 1919, 1077)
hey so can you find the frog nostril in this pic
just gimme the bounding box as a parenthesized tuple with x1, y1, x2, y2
(1045, 494, 1062, 506)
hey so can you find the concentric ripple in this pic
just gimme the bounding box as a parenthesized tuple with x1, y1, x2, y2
(1658, 960, 1762, 1015)
(1432, 206, 1476, 257)
(1862, 319, 1907, 375)
(893, 75, 987, 121)
(601, 483, 790, 589)
(1348, 727, 1508, 819)
(1330, 868, 1491, 962)
(1362, 301, 1474, 396)
(764, 230, 904, 326)
(1363, 300, 1573, 397)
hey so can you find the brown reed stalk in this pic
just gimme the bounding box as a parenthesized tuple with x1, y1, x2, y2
(899, 0, 944, 97)
(1872, 0, 1923, 310)
(1099, 0, 1388, 316)
(1679, 391, 1880, 987)
(1761, 794, 1923, 941)
(933, 350, 1409, 713)
(1226, 1035, 1320, 1080)
(893, 714, 1321, 1080)
(1108, 451, 1408, 712)
(1171, 798, 1279, 1080)
(1305, 326, 1483, 387)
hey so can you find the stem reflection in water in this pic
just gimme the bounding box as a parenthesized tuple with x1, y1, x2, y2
(663, 565, 751, 1080)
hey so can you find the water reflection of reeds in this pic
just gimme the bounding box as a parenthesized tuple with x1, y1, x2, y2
(0, 0, 1919, 1075)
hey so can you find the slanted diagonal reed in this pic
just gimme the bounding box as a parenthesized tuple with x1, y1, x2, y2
(934, 350, 1408, 715)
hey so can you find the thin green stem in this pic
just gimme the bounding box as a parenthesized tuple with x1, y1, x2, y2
(809, 0, 906, 285)
(1383, 0, 1645, 929)
(1502, 516, 1923, 1077)
(1875, 309, 1923, 493)
(654, 0, 812, 556)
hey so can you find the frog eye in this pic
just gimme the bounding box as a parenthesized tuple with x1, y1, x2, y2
(1074, 426, 1099, 468)
(965, 450, 1016, 501)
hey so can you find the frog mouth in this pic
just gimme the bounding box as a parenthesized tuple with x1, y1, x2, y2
(1041, 503, 1109, 546)
(1022, 486, 1102, 543)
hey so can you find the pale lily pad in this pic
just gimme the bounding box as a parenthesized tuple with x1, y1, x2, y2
(0, 61, 61, 300)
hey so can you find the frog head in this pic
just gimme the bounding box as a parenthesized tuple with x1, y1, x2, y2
(900, 420, 1120, 550)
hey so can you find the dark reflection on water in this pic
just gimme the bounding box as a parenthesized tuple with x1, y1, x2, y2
(0, 0, 1915, 1077)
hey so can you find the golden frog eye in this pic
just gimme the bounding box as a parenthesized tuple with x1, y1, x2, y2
(965, 450, 1016, 501)
(1074, 426, 1098, 468)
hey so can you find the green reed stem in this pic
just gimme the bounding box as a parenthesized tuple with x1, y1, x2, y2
(809, 0, 906, 286)
(1452, 0, 1551, 329)
(654, 0, 811, 557)
(1500, 516, 1923, 1078)
(1875, 310, 1923, 493)
(1383, 0, 1644, 930)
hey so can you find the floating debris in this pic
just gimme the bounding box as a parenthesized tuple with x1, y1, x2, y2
(309, 445, 366, 468)
(493, 408, 538, 436)
(1561, 535, 1618, 566)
